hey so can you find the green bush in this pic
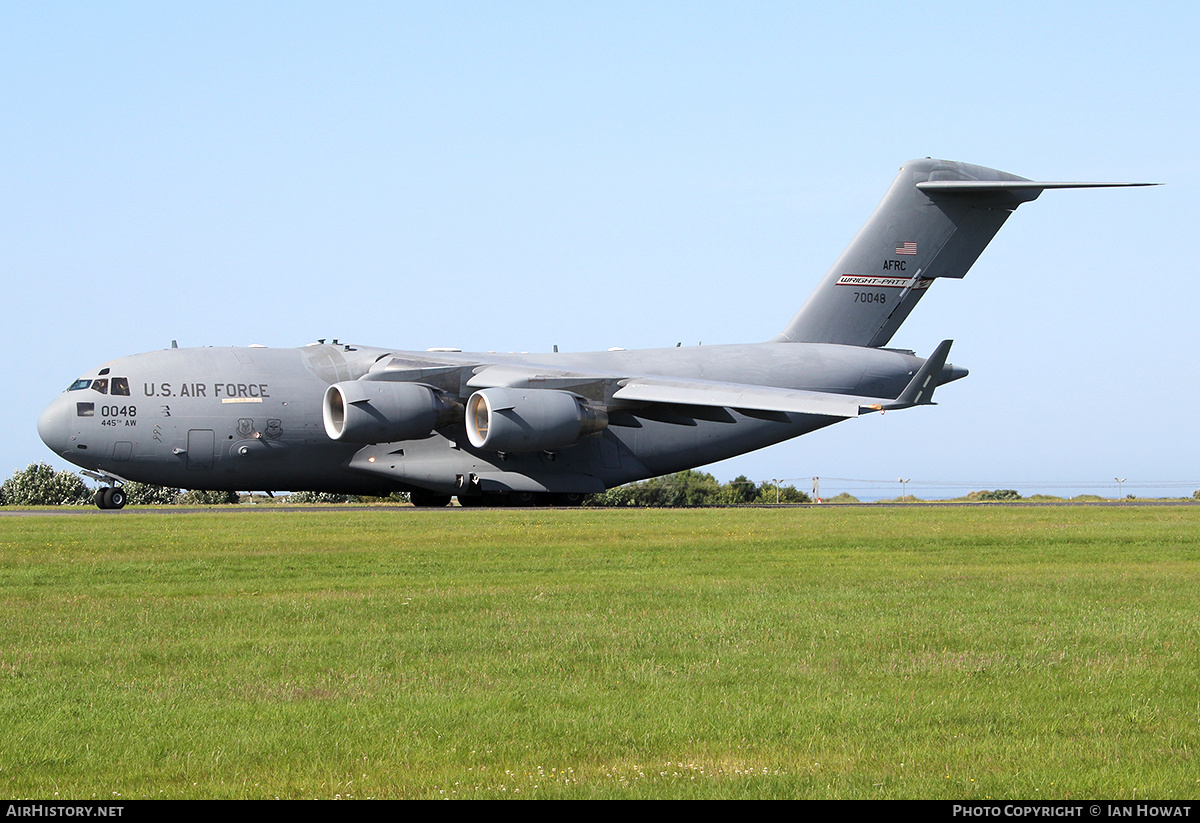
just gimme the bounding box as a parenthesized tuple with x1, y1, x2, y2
(587, 472, 810, 507)
(755, 482, 811, 504)
(288, 491, 353, 504)
(723, 475, 760, 505)
(287, 491, 410, 504)
(969, 489, 1023, 502)
(1, 463, 92, 506)
(177, 489, 241, 505)
(587, 470, 722, 507)
(121, 482, 181, 505)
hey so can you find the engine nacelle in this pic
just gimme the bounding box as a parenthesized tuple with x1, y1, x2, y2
(323, 381, 461, 444)
(465, 388, 608, 453)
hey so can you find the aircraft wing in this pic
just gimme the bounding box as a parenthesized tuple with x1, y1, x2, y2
(465, 363, 617, 392)
(467, 362, 870, 417)
(615, 339, 955, 417)
(612, 377, 869, 418)
(457, 341, 956, 418)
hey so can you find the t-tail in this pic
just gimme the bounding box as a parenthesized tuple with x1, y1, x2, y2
(775, 158, 1155, 348)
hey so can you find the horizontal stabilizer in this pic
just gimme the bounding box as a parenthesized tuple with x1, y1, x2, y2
(917, 179, 1159, 207)
(917, 180, 1158, 192)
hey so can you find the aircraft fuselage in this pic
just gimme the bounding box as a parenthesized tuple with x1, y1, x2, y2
(37, 340, 940, 502)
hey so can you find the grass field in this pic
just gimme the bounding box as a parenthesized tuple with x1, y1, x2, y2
(1, 504, 1197, 799)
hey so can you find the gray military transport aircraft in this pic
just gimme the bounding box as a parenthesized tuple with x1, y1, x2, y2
(38, 159, 1153, 509)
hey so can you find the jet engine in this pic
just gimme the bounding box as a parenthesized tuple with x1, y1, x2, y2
(323, 381, 461, 444)
(465, 388, 608, 453)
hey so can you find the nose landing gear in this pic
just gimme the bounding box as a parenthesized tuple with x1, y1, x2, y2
(94, 486, 127, 510)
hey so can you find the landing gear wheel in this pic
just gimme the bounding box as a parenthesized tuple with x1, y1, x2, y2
(550, 492, 586, 507)
(507, 490, 539, 507)
(94, 487, 127, 510)
(409, 491, 451, 508)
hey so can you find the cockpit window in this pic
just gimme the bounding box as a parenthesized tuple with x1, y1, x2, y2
(67, 376, 129, 394)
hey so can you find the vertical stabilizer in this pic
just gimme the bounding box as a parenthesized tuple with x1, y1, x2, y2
(776, 159, 1039, 347)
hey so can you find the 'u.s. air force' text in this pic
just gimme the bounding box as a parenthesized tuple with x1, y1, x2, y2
(142, 382, 270, 399)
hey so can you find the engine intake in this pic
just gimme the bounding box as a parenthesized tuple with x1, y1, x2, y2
(323, 381, 461, 444)
(465, 388, 608, 453)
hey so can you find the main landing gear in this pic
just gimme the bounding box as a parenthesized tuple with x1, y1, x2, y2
(409, 490, 453, 508)
(408, 490, 588, 508)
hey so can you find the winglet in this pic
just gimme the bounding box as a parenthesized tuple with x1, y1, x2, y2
(875, 339, 953, 411)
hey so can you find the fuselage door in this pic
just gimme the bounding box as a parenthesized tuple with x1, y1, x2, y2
(186, 429, 216, 471)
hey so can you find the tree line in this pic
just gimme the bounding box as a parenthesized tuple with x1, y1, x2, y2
(583, 470, 811, 507)
(0, 463, 814, 507)
(19, 462, 1182, 507)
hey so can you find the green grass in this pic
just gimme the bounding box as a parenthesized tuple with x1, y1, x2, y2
(1, 506, 1198, 798)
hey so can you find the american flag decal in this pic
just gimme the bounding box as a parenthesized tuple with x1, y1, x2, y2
(895, 241, 917, 255)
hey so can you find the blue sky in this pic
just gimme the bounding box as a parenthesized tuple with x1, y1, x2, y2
(4, 2, 1196, 499)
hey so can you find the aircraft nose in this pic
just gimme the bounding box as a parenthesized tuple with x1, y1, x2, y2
(37, 395, 72, 455)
